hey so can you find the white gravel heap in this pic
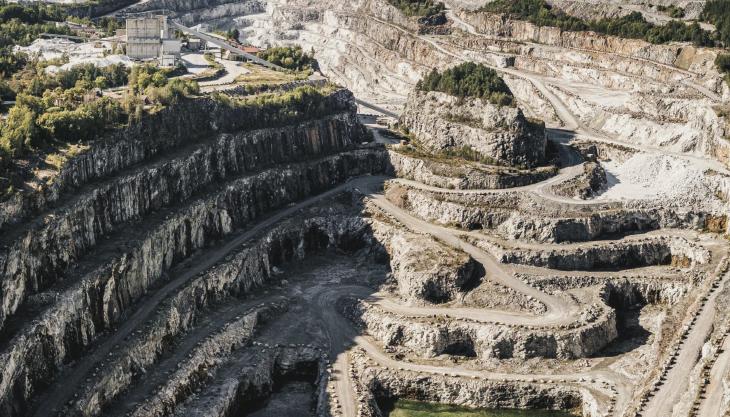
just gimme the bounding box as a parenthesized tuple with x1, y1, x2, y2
(14, 38, 119, 65)
(599, 153, 722, 209)
(45, 55, 134, 74)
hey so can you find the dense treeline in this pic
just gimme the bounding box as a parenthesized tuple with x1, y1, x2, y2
(257, 46, 318, 72)
(480, 0, 713, 46)
(701, 0, 730, 47)
(387, 0, 445, 18)
(2, 91, 124, 157)
(0, 1, 72, 47)
(0, 1, 73, 76)
(416, 62, 514, 106)
(1, 62, 129, 101)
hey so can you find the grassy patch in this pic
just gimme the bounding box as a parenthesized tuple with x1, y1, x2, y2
(234, 63, 309, 86)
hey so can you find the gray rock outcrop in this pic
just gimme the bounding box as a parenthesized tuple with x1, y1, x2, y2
(400, 91, 546, 168)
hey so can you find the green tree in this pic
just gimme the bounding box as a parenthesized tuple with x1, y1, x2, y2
(0, 102, 42, 156)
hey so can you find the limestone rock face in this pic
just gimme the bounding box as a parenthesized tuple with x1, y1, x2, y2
(357, 365, 586, 414)
(371, 217, 481, 304)
(401, 91, 546, 168)
(386, 150, 556, 190)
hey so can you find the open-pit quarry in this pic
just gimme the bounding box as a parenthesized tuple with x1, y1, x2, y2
(2, 0, 730, 417)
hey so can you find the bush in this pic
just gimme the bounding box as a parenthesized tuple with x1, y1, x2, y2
(416, 62, 515, 106)
(716, 54, 730, 73)
(0, 86, 127, 157)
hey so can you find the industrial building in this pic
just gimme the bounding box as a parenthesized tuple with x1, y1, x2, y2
(125, 15, 181, 66)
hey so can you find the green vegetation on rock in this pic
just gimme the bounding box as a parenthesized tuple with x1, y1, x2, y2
(211, 84, 339, 123)
(387, 0, 445, 18)
(701, 0, 730, 47)
(0, 2, 72, 76)
(257, 46, 318, 72)
(416, 62, 514, 106)
(0, 62, 197, 163)
(1, 90, 124, 158)
(656, 5, 685, 19)
(480, 0, 713, 46)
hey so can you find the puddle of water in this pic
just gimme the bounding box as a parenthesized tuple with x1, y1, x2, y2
(385, 400, 577, 417)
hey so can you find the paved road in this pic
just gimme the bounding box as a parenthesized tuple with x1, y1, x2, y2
(171, 21, 285, 71)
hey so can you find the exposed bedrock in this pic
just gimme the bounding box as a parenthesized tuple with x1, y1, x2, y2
(0, 110, 368, 335)
(173, 345, 323, 417)
(387, 183, 713, 242)
(243, 5, 447, 107)
(0, 153, 384, 417)
(400, 91, 547, 168)
(0, 89, 360, 231)
(121, 303, 287, 417)
(548, 85, 730, 166)
(525, 275, 691, 306)
(354, 360, 589, 416)
(122, 0, 266, 26)
(369, 214, 482, 305)
(461, 279, 548, 315)
(486, 236, 710, 271)
(458, 11, 719, 77)
(550, 162, 607, 199)
(64, 210, 374, 417)
(386, 149, 557, 190)
(348, 299, 617, 360)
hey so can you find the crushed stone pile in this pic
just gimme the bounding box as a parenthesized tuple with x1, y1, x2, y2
(599, 153, 722, 209)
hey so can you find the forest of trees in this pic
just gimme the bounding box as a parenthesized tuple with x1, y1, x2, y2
(416, 62, 514, 106)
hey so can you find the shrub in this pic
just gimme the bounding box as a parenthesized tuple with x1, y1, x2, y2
(416, 62, 515, 106)
(716, 54, 730, 73)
